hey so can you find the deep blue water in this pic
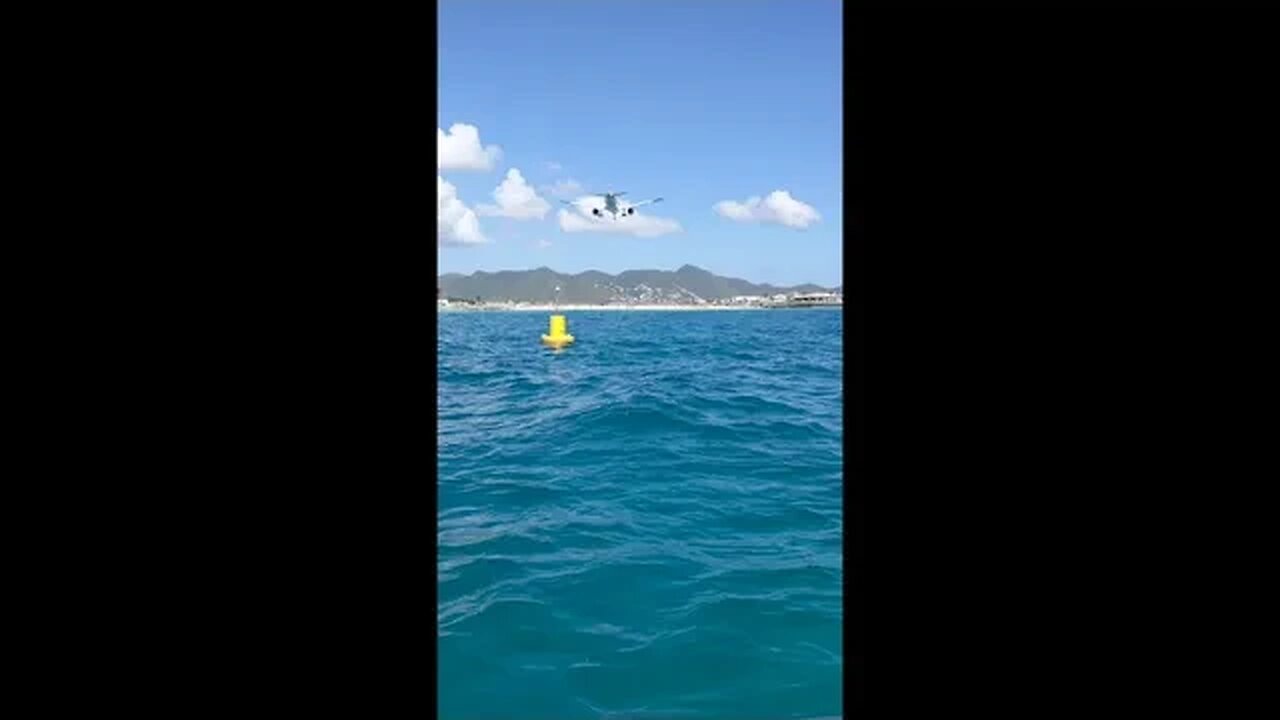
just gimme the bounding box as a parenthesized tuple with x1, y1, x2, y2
(438, 310, 843, 719)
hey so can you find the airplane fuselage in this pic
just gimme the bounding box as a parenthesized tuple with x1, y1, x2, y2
(569, 190, 658, 220)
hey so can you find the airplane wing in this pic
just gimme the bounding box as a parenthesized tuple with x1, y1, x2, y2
(628, 197, 663, 208)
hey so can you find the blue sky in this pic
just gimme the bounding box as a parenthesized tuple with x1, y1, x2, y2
(438, 0, 843, 288)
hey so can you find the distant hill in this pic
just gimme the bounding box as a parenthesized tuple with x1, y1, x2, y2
(438, 265, 838, 304)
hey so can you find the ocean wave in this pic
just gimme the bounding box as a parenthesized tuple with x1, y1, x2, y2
(439, 310, 843, 718)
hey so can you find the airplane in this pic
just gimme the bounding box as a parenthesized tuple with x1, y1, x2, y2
(562, 191, 663, 220)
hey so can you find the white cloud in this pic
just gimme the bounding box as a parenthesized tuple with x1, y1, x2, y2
(536, 238, 552, 249)
(545, 161, 563, 172)
(557, 196, 682, 238)
(438, 175, 486, 246)
(713, 190, 821, 229)
(476, 168, 551, 220)
(542, 178, 584, 200)
(438, 123, 502, 171)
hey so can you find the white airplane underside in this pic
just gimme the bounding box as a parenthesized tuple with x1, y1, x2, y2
(563, 191, 663, 220)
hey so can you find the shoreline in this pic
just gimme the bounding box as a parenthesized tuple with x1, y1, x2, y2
(438, 303, 840, 312)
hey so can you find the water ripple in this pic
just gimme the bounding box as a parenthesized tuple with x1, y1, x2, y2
(439, 310, 843, 719)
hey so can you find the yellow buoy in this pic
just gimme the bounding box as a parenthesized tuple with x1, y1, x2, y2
(541, 314, 574, 348)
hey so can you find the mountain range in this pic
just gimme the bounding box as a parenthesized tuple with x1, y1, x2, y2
(438, 265, 840, 304)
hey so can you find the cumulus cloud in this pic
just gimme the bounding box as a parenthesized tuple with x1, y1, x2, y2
(557, 196, 682, 238)
(438, 123, 502, 171)
(542, 178, 584, 200)
(476, 168, 551, 220)
(713, 190, 821, 229)
(438, 176, 486, 246)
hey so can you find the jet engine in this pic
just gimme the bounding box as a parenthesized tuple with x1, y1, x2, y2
(591, 208, 602, 216)
(626, 207, 635, 215)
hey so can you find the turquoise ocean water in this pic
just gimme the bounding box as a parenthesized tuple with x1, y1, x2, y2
(438, 310, 843, 719)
